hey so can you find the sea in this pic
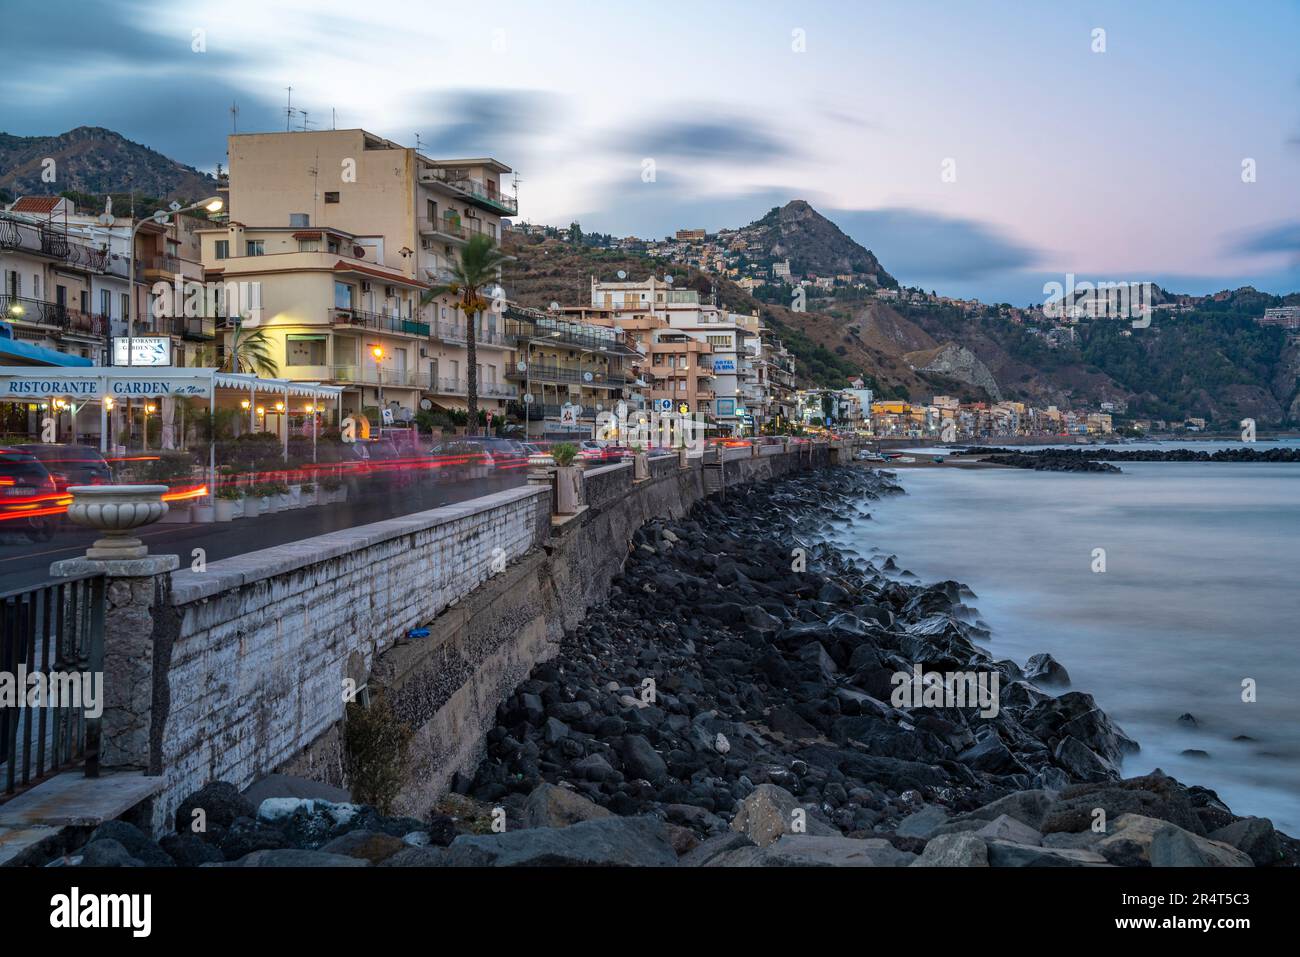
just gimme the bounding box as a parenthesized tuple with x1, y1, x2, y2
(835, 440, 1300, 834)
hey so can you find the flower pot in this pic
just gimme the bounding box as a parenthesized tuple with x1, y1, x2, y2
(192, 503, 215, 524)
(277, 493, 291, 511)
(64, 484, 169, 560)
(215, 498, 239, 522)
(258, 495, 273, 515)
(289, 484, 302, 507)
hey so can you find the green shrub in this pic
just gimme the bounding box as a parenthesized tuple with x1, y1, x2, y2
(343, 695, 412, 814)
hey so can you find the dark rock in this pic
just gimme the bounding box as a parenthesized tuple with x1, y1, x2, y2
(443, 816, 678, 867)
(1024, 653, 1071, 687)
(175, 781, 256, 834)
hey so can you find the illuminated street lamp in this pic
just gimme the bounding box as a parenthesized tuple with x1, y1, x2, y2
(370, 344, 385, 430)
(126, 196, 224, 365)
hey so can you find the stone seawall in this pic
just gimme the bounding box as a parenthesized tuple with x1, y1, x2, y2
(104, 443, 836, 832)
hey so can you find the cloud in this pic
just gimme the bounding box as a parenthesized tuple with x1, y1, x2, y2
(565, 172, 794, 239)
(413, 91, 559, 157)
(1226, 221, 1300, 258)
(829, 207, 1041, 281)
(624, 112, 795, 163)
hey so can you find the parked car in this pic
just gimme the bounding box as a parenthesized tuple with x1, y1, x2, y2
(17, 444, 112, 491)
(0, 447, 61, 541)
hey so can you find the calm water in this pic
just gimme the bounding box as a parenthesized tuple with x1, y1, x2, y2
(836, 444, 1300, 833)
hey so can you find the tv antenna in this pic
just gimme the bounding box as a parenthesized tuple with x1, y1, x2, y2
(230, 101, 239, 133)
(285, 86, 293, 131)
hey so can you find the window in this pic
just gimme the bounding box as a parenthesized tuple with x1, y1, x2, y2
(298, 239, 320, 252)
(121, 293, 130, 319)
(334, 281, 353, 310)
(100, 290, 111, 316)
(289, 213, 310, 227)
(214, 240, 229, 260)
(324, 192, 340, 204)
(286, 334, 327, 366)
(245, 240, 264, 256)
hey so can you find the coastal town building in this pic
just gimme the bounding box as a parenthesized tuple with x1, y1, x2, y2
(214, 128, 520, 422)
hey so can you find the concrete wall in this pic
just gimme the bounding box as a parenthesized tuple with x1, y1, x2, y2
(127, 442, 839, 830)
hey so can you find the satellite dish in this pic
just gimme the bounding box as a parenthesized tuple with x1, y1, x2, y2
(523, 393, 534, 404)
(549, 301, 560, 312)
(596, 403, 603, 412)
(419, 398, 433, 410)
(516, 360, 528, 372)
(582, 371, 594, 383)
(665, 275, 674, 285)
(617, 270, 627, 280)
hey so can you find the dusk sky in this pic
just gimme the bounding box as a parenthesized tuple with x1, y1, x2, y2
(3, 0, 1298, 303)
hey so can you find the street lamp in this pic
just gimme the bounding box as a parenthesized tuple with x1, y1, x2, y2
(370, 345, 385, 431)
(126, 196, 223, 366)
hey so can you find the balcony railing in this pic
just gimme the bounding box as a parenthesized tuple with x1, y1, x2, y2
(418, 217, 469, 241)
(0, 295, 109, 337)
(506, 362, 628, 388)
(418, 169, 518, 215)
(503, 306, 635, 355)
(171, 316, 216, 340)
(331, 365, 424, 387)
(0, 214, 111, 272)
(331, 307, 430, 337)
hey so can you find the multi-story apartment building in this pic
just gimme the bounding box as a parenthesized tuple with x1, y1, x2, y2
(214, 128, 519, 422)
(2, 195, 216, 371)
(1, 197, 123, 363)
(586, 276, 770, 434)
(501, 305, 638, 435)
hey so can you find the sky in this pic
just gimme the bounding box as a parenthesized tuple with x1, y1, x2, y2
(2, 0, 1298, 304)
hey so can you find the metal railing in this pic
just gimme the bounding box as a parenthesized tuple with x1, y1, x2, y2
(418, 217, 469, 240)
(418, 169, 518, 214)
(0, 214, 111, 273)
(331, 308, 430, 337)
(1, 574, 105, 797)
(506, 362, 628, 388)
(0, 294, 110, 337)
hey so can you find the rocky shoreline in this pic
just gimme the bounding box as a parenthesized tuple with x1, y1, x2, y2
(40, 466, 1295, 867)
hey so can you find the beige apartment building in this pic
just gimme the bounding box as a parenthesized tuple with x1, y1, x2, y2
(213, 128, 519, 422)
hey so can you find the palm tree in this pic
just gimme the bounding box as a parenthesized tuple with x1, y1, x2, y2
(421, 233, 507, 436)
(202, 320, 280, 378)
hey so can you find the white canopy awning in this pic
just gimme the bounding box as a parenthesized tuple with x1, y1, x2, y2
(0, 366, 346, 403)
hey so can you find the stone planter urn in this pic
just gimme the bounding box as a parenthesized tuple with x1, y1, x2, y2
(214, 496, 240, 522)
(64, 485, 169, 560)
(192, 502, 215, 524)
(633, 451, 650, 481)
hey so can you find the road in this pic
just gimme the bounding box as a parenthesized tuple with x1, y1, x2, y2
(0, 472, 526, 593)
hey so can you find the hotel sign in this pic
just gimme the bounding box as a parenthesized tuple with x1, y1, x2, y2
(112, 336, 172, 367)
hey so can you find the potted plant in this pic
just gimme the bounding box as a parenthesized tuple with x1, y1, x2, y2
(215, 485, 244, 522)
(300, 481, 317, 506)
(252, 482, 276, 514)
(550, 442, 584, 515)
(272, 480, 291, 511)
(321, 476, 344, 503)
(192, 497, 216, 523)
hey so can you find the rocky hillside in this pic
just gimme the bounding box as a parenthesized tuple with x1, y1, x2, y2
(0, 126, 216, 202)
(744, 200, 896, 287)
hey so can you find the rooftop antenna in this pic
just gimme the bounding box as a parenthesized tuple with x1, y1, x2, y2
(415, 132, 422, 155)
(230, 101, 239, 133)
(301, 109, 310, 131)
(285, 86, 293, 131)
(332, 108, 336, 130)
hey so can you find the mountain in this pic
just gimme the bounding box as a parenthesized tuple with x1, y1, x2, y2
(0, 126, 217, 203)
(740, 200, 896, 287)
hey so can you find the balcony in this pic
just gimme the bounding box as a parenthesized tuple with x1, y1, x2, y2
(418, 217, 469, 242)
(0, 215, 110, 272)
(171, 316, 216, 340)
(330, 366, 424, 388)
(418, 169, 518, 215)
(506, 362, 628, 389)
(503, 306, 636, 356)
(0, 294, 109, 338)
(331, 307, 430, 338)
